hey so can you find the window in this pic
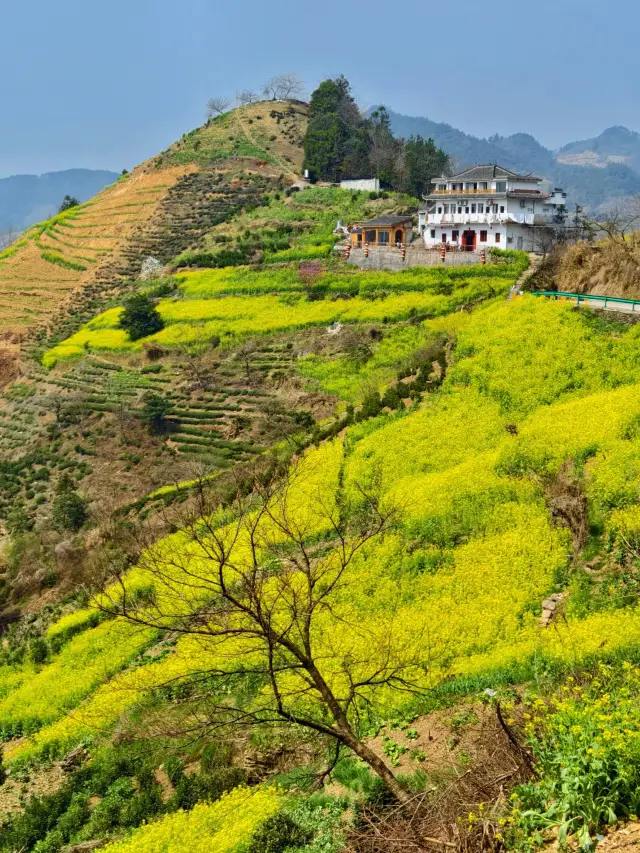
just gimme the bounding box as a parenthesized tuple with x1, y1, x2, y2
(437, 207, 442, 214)
(458, 207, 462, 214)
(495, 232, 501, 243)
(442, 233, 447, 243)
(452, 230, 459, 242)
(378, 230, 389, 245)
(478, 203, 484, 214)
(480, 230, 488, 242)
(500, 206, 505, 213)
(496, 181, 507, 192)
(465, 207, 470, 214)
(480, 182, 488, 190)
(520, 200, 526, 208)
(365, 230, 376, 244)
(430, 229, 436, 239)
(473, 183, 478, 190)
(471, 204, 476, 213)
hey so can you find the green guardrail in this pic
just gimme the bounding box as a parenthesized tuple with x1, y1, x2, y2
(532, 291, 640, 311)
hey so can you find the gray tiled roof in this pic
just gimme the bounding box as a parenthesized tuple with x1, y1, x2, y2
(359, 214, 413, 227)
(432, 164, 542, 183)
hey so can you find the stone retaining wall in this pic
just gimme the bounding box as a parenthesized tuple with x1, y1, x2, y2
(345, 246, 483, 270)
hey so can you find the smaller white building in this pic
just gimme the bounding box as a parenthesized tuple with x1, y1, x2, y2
(418, 164, 568, 253)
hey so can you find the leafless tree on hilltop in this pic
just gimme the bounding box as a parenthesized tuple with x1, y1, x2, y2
(206, 96, 231, 119)
(236, 89, 258, 106)
(263, 73, 304, 101)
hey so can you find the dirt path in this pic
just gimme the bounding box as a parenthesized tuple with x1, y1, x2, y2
(235, 107, 298, 180)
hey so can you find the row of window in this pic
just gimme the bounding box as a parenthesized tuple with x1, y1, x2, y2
(437, 203, 505, 215)
(436, 182, 507, 192)
(429, 230, 501, 243)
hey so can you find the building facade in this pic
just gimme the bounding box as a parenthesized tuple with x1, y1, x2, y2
(418, 165, 568, 252)
(350, 214, 413, 248)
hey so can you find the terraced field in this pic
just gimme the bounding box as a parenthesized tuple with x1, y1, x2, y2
(0, 102, 308, 347)
(0, 167, 192, 340)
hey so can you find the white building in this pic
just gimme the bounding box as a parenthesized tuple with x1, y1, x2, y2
(418, 164, 568, 252)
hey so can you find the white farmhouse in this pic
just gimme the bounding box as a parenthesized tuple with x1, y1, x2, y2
(418, 164, 568, 252)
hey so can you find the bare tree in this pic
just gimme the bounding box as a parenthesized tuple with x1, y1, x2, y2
(99, 459, 425, 803)
(580, 197, 640, 283)
(206, 97, 231, 119)
(263, 73, 304, 101)
(236, 89, 258, 107)
(0, 228, 19, 251)
(179, 330, 220, 391)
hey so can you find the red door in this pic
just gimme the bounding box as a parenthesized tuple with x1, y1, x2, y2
(462, 230, 476, 251)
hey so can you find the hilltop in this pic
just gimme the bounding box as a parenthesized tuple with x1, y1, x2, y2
(2, 88, 640, 853)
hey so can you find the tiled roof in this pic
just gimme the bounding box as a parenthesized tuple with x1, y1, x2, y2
(432, 164, 542, 183)
(358, 214, 413, 227)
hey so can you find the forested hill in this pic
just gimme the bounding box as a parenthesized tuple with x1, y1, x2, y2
(0, 169, 119, 233)
(385, 108, 640, 210)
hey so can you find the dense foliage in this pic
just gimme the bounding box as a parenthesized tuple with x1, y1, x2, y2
(119, 293, 164, 341)
(302, 76, 448, 194)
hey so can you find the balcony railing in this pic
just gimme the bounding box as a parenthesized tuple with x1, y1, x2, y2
(432, 189, 495, 195)
(427, 213, 556, 227)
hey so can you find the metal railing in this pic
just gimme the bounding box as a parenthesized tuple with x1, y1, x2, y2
(533, 290, 640, 311)
(432, 188, 493, 195)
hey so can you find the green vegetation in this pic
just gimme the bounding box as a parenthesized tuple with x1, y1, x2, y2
(7, 95, 640, 853)
(303, 76, 448, 195)
(119, 293, 164, 341)
(58, 195, 80, 213)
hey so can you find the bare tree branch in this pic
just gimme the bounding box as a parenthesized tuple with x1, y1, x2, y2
(97, 457, 423, 803)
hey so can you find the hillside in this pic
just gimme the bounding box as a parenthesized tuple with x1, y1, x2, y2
(0, 169, 118, 234)
(2, 99, 640, 853)
(385, 109, 640, 211)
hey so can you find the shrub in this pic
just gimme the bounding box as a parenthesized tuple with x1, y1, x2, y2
(139, 392, 173, 434)
(119, 294, 164, 341)
(52, 479, 88, 532)
(245, 812, 312, 853)
(30, 637, 49, 665)
(58, 195, 80, 213)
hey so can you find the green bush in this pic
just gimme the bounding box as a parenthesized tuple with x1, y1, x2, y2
(245, 812, 312, 853)
(139, 392, 173, 434)
(119, 293, 164, 341)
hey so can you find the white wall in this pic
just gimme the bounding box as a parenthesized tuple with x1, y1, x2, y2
(340, 178, 380, 192)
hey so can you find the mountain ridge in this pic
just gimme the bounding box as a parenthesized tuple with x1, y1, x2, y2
(385, 109, 640, 210)
(0, 168, 119, 235)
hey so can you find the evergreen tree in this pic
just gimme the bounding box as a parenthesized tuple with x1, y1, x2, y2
(119, 293, 164, 341)
(302, 76, 370, 181)
(401, 135, 450, 199)
(58, 195, 80, 213)
(140, 392, 173, 434)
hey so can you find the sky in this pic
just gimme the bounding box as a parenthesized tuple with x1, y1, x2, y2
(0, 0, 638, 177)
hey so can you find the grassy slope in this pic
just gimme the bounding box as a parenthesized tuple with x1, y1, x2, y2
(4, 104, 640, 851)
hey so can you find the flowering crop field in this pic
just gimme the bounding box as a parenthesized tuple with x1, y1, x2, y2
(43, 266, 521, 366)
(101, 786, 282, 853)
(10, 296, 640, 777)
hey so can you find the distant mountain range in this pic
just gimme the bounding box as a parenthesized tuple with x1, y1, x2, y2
(0, 169, 119, 235)
(386, 111, 640, 211)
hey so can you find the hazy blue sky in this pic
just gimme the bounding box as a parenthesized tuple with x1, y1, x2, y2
(0, 0, 637, 177)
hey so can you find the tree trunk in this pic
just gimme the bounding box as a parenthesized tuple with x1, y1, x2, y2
(347, 734, 411, 804)
(304, 660, 410, 803)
